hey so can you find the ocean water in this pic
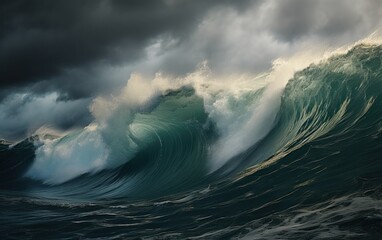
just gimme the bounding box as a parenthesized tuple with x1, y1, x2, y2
(1, 43, 382, 239)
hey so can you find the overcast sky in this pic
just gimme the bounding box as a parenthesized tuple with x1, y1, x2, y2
(1, 0, 382, 140)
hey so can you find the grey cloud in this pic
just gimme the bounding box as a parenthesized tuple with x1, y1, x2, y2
(2, 0, 381, 98)
(265, 0, 320, 41)
(264, 0, 382, 42)
(139, 0, 382, 75)
(0, 0, 253, 100)
(0, 93, 92, 140)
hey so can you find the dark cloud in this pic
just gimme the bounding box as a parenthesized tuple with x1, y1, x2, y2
(2, 0, 379, 101)
(0, 0, 253, 100)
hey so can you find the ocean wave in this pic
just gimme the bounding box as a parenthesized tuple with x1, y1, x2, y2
(1, 41, 382, 239)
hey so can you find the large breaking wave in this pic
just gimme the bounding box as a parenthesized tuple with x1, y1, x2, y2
(1, 41, 382, 239)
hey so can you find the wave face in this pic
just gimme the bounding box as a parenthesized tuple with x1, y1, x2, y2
(1, 44, 382, 239)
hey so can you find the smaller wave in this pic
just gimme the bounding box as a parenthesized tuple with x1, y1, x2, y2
(26, 126, 111, 184)
(0, 139, 35, 186)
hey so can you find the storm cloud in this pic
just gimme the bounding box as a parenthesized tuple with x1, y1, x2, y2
(1, 0, 382, 140)
(0, 0, 253, 99)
